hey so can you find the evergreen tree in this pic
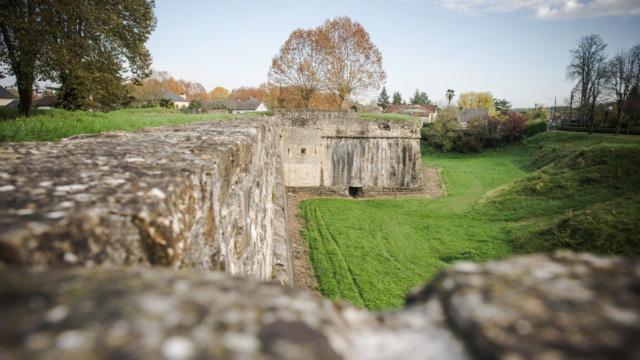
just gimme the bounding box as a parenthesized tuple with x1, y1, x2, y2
(392, 91, 403, 105)
(494, 98, 512, 115)
(410, 89, 431, 105)
(377, 87, 390, 109)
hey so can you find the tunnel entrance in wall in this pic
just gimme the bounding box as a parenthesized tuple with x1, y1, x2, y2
(348, 186, 363, 198)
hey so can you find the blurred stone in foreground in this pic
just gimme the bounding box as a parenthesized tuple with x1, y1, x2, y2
(1, 252, 638, 359)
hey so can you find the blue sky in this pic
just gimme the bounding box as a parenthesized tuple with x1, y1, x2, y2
(148, 0, 639, 107)
(3, 0, 639, 107)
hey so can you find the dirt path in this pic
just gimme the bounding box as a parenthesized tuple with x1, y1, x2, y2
(287, 166, 444, 292)
(287, 192, 320, 292)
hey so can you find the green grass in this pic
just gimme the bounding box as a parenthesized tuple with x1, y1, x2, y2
(0, 107, 267, 142)
(300, 131, 640, 310)
(356, 112, 416, 122)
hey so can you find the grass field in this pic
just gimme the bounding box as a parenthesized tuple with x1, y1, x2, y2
(0, 108, 266, 142)
(300, 131, 640, 310)
(356, 112, 415, 122)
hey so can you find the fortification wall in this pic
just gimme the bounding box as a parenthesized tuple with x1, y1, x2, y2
(0, 117, 638, 359)
(0, 119, 292, 283)
(280, 111, 423, 193)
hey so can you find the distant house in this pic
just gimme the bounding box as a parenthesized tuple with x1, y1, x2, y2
(5, 100, 19, 109)
(34, 95, 58, 110)
(161, 91, 190, 109)
(457, 109, 489, 128)
(0, 86, 18, 107)
(384, 104, 438, 125)
(225, 99, 269, 113)
(203, 99, 268, 114)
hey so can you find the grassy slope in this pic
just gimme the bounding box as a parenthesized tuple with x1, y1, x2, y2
(301, 146, 527, 309)
(300, 131, 640, 310)
(0, 108, 265, 142)
(483, 132, 640, 255)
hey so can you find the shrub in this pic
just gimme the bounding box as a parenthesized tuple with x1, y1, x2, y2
(182, 100, 203, 113)
(524, 120, 547, 137)
(466, 115, 502, 149)
(501, 113, 528, 142)
(423, 113, 459, 152)
(525, 108, 548, 122)
(159, 99, 174, 109)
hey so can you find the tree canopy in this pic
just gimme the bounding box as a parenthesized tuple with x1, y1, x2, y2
(268, 28, 326, 108)
(268, 16, 385, 110)
(446, 89, 455, 108)
(0, 0, 156, 115)
(567, 34, 607, 130)
(458, 92, 496, 114)
(494, 98, 512, 115)
(392, 91, 403, 105)
(409, 89, 431, 105)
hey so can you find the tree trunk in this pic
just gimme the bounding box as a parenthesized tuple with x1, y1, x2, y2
(615, 107, 622, 135)
(588, 102, 595, 135)
(16, 74, 34, 117)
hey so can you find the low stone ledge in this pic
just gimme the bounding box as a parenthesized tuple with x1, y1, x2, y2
(0, 119, 290, 282)
(0, 252, 637, 359)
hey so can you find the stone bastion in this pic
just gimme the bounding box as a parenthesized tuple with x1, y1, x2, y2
(0, 113, 638, 359)
(281, 111, 424, 195)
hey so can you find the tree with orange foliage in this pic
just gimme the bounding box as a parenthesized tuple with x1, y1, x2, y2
(209, 86, 230, 101)
(320, 17, 386, 109)
(229, 85, 267, 101)
(178, 80, 207, 100)
(268, 28, 327, 108)
(264, 84, 296, 109)
(268, 16, 385, 110)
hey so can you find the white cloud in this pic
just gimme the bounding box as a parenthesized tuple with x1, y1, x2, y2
(435, 0, 640, 19)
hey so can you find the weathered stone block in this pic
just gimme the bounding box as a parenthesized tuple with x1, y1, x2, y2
(0, 252, 637, 359)
(0, 119, 291, 283)
(280, 111, 424, 193)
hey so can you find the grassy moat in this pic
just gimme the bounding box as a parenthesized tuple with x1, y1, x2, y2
(300, 131, 640, 310)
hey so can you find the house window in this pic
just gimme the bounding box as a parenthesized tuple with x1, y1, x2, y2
(301, 148, 307, 155)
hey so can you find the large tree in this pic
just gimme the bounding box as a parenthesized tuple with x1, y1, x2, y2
(209, 86, 230, 101)
(0, 0, 48, 116)
(567, 34, 607, 130)
(47, 0, 156, 110)
(606, 45, 640, 134)
(623, 85, 640, 134)
(319, 16, 386, 109)
(458, 91, 496, 114)
(268, 28, 326, 108)
(1, 0, 156, 114)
